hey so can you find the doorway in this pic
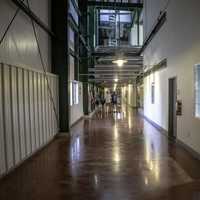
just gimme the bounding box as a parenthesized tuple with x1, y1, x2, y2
(168, 77, 177, 139)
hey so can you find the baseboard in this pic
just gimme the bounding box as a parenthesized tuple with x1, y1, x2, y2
(55, 132, 70, 138)
(142, 114, 200, 161)
(141, 114, 168, 136)
(0, 133, 59, 181)
(84, 107, 100, 119)
(176, 139, 200, 161)
(70, 116, 84, 128)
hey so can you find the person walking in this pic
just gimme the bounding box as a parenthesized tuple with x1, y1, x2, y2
(105, 91, 111, 105)
(105, 91, 111, 114)
(111, 92, 117, 105)
(100, 94, 105, 106)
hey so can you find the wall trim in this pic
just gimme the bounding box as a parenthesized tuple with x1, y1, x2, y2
(0, 62, 57, 77)
(143, 58, 167, 78)
(142, 113, 168, 136)
(84, 106, 101, 119)
(70, 116, 84, 128)
(176, 139, 200, 161)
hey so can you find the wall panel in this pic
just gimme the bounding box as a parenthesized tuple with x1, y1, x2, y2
(11, 67, 21, 164)
(49, 77, 53, 137)
(53, 79, 60, 133)
(0, 0, 52, 72)
(0, 63, 59, 177)
(17, 68, 26, 159)
(0, 64, 6, 175)
(41, 75, 47, 144)
(24, 70, 31, 156)
(55, 77, 59, 133)
(29, 71, 36, 152)
(33, 72, 40, 149)
(3, 65, 14, 170)
(45, 78, 50, 140)
(38, 74, 43, 146)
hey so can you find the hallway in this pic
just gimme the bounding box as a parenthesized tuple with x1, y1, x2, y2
(0, 106, 200, 200)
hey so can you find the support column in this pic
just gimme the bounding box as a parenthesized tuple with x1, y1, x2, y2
(79, 0, 89, 115)
(52, 0, 70, 132)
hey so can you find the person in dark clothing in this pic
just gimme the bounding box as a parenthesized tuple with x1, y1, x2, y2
(100, 95, 105, 106)
(111, 92, 117, 105)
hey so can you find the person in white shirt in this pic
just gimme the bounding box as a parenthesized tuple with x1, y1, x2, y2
(105, 91, 111, 105)
(105, 91, 111, 114)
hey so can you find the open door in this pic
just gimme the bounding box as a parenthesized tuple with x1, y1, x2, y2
(168, 77, 177, 139)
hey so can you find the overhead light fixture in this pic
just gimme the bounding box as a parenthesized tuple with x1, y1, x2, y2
(114, 78, 118, 82)
(112, 59, 128, 67)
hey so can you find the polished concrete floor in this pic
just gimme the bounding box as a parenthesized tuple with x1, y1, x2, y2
(1, 105, 200, 200)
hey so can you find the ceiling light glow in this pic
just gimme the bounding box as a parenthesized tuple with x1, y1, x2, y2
(112, 59, 128, 67)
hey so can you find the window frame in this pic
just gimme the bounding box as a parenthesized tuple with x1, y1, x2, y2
(70, 81, 79, 106)
(194, 64, 200, 118)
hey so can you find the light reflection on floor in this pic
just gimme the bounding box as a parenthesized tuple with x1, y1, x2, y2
(1, 105, 199, 200)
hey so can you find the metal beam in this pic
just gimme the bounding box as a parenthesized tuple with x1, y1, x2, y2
(92, 52, 140, 57)
(68, 13, 90, 52)
(92, 69, 142, 72)
(139, 12, 166, 54)
(87, 1, 143, 10)
(52, 0, 70, 132)
(93, 65, 142, 68)
(81, 73, 138, 76)
(71, 0, 81, 17)
(89, 78, 136, 81)
(11, 0, 54, 37)
(98, 57, 143, 61)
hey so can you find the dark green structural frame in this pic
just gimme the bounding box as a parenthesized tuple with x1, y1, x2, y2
(87, 1, 143, 10)
(52, 0, 70, 132)
(79, 0, 90, 115)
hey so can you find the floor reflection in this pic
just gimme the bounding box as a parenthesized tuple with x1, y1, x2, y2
(0, 105, 200, 200)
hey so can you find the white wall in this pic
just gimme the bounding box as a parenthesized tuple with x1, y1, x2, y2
(0, 63, 59, 177)
(0, 0, 51, 72)
(121, 84, 137, 107)
(143, 0, 200, 154)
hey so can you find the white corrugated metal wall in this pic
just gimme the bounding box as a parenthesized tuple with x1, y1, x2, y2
(0, 63, 59, 177)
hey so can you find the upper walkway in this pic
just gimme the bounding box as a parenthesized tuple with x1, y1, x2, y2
(0, 105, 200, 200)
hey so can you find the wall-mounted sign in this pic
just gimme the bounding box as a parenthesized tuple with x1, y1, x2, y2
(176, 100, 182, 116)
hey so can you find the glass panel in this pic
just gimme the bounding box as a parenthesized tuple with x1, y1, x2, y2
(70, 81, 79, 105)
(98, 9, 143, 47)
